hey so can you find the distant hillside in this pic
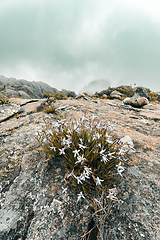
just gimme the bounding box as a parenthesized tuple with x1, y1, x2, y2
(80, 79, 111, 95)
(0, 75, 58, 99)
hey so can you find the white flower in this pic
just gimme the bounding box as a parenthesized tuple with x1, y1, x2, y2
(84, 166, 92, 175)
(106, 189, 118, 200)
(98, 143, 101, 148)
(62, 137, 71, 147)
(75, 154, 86, 165)
(73, 149, 80, 157)
(73, 124, 78, 130)
(77, 191, 85, 202)
(116, 162, 124, 177)
(118, 148, 125, 155)
(62, 187, 67, 194)
(80, 170, 90, 181)
(59, 148, 65, 155)
(108, 152, 115, 159)
(101, 155, 108, 163)
(100, 148, 105, 155)
(79, 144, 87, 150)
(76, 129, 81, 133)
(50, 146, 56, 151)
(106, 138, 113, 144)
(105, 132, 109, 138)
(66, 169, 74, 178)
(57, 119, 64, 124)
(94, 176, 104, 186)
(75, 176, 83, 184)
(67, 129, 72, 134)
(62, 138, 67, 146)
(93, 133, 101, 140)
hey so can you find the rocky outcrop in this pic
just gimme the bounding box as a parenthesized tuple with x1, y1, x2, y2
(135, 86, 149, 98)
(0, 97, 160, 239)
(0, 75, 58, 99)
(97, 85, 160, 106)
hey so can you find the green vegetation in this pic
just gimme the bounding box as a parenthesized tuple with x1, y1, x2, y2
(44, 105, 56, 114)
(0, 93, 9, 104)
(54, 91, 67, 100)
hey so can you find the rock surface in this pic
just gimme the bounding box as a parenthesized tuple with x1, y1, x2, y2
(0, 97, 160, 239)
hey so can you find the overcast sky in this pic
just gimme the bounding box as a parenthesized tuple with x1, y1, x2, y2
(0, 0, 160, 92)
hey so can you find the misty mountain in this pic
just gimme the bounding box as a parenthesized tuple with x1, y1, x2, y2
(80, 79, 111, 95)
(0, 75, 58, 99)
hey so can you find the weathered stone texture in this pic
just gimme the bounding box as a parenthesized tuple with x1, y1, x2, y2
(0, 97, 159, 239)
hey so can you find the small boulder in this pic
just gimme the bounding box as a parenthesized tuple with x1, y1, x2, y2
(110, 90, 123, 100)
(123, 94, 149, 108)
(75, 94, 90, 100)
(62, 89, 77, 98)
(120, 135, 134, 153)
(120, 135, 134, 147)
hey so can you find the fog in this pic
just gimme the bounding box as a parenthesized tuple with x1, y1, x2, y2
(0, 0, 160, 92)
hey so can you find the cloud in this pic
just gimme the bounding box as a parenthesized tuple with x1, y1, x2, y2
(0, 0, 160, 92)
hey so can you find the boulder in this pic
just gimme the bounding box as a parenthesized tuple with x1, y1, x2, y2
(110, 90, 123, 100)
(75, 93, 90, 100)
(62, 89, 77, 98)
(123, 94, 149, 108)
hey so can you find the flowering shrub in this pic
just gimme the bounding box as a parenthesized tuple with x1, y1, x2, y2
(35, 114, 133, 238)
(35, 115, 131, 201)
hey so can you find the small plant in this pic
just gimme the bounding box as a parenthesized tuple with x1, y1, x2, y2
(35, 115, 132, 239)
(44, 104, 56, 114)
(43, 93, 53, 100)
(0, 93, 9, 104)
(54, 91, 67, 100)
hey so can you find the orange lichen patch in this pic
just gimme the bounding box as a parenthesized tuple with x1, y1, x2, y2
(149, 92, 159, 103)
(147, 146, 153, 151)
(132, 158, 136, 162)
(121, 96, 125, 101)
(132, 181, 136, 184)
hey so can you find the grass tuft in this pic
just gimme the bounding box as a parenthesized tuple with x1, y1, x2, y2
(35, 114, 133, 238)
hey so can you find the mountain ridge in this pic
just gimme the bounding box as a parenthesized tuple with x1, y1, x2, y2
(0, 75, 58, 99)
